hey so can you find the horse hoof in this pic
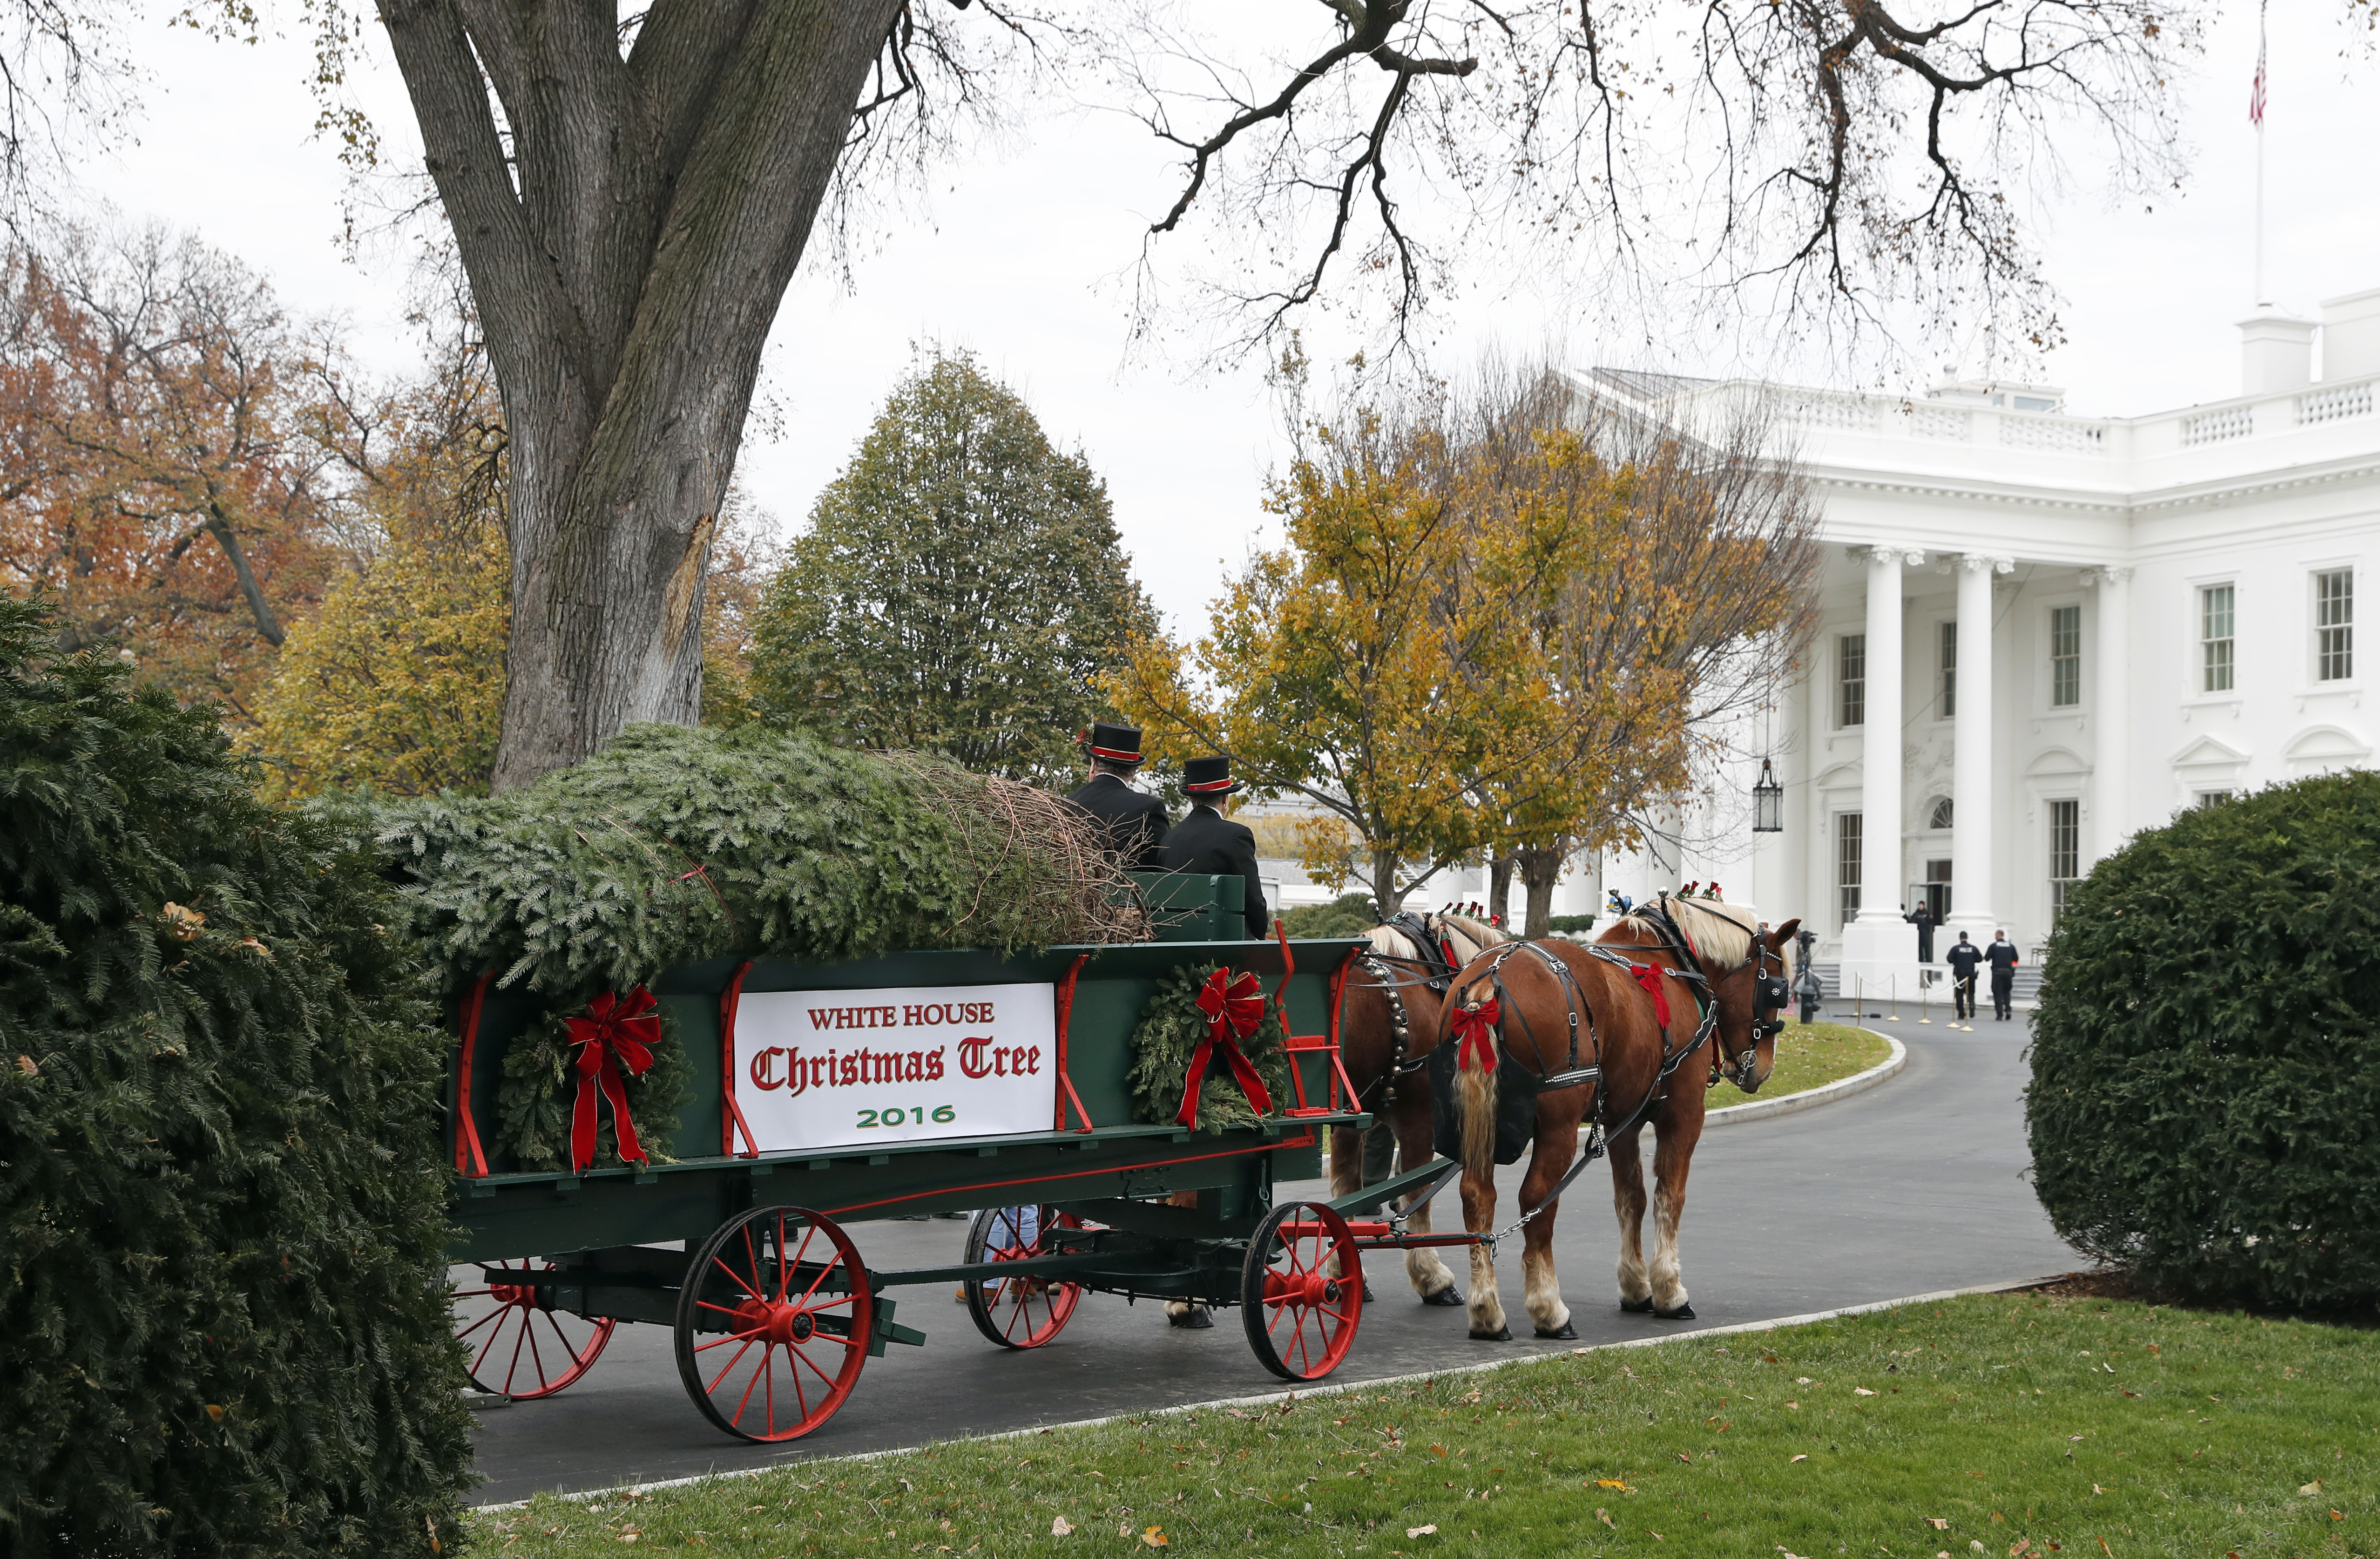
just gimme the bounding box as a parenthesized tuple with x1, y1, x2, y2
(1654, 1302, 1697, 1321)
(1470, 1325, 1513, 1342)
(1535, 1322, 1579, 1340)
(1619, 1295, 1655, 1314)
(1364, 1280, 1378, 1304)
(1169, 1307, 1214, 1330)
(1421, 1286, 1467, 1307)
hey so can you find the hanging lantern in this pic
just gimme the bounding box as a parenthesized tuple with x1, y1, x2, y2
(1752, 758, 1785, 834)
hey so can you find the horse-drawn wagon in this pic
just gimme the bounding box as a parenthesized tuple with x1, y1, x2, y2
(443, 875, 1471, 1445)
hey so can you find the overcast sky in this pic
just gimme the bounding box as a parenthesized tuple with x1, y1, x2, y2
(79, 3, 2379, 634)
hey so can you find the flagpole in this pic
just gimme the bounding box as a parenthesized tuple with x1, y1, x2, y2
(2252, 0, 2269, 306)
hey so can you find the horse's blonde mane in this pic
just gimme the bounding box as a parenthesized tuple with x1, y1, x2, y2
(1365, 910, 1510, 966)
(1620, 895, 1760, 968)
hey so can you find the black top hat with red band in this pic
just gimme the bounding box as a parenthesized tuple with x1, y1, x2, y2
(1082, 721, 1144, 766)
(1183, 755, 1241, 797)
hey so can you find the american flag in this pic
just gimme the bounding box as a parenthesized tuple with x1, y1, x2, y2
(2249, 13, 2268, 127)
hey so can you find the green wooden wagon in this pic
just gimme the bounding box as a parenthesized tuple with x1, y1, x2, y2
(444, 874, 1470, 1444)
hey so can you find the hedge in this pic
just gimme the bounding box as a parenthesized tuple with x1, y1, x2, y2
(0, 596, 473, 1554)
(2028, 772, 2380, 1308)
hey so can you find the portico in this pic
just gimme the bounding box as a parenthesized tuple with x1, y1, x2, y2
(1580, 288, 2380, 982)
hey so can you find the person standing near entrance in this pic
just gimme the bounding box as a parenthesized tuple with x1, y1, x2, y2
(1944, 930, 1982, 1024)
(1903, 900, 1938, 963)
(1985, 929, 2020, 1021)
(1065, 722, 1169, 869)
(1158, 756, 1269, 940)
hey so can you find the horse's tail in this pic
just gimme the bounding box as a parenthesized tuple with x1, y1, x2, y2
(1452, 989, 1498, 1180)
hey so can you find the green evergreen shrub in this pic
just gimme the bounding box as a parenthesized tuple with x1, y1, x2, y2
(0, 596, 472, 1555)
(367, 723, 1134, 999)
(2028, 771, 2380, 1308)
(1280, 893, 1378, 938)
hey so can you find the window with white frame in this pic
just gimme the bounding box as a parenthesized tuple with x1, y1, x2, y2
(1939, 620, 1957, 718)
(2048, 799, 2080, 920)
(2049, 605, 2082, 707)
(1838, 634, 1866, 727)
(1927, 797, 1954, 829)
(2200, 584, 2235, 693)
(2316, 569, 2353, 682)
(2197, 790, 2234, 808)
(1837, 813, 1863, 930)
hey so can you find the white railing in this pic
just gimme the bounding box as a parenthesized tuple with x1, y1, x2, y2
(2297, 380, 2374, 427)
(2181, 405, 2254, 446)
(1998, 413, 2108, 454)
(1905, 405, 1971, 441)
(1788, 394, 1879, 434)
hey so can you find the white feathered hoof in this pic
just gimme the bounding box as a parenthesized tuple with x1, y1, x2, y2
(1422, 1286, 1466, 1307)
(1653, 1301, 1697, 1322)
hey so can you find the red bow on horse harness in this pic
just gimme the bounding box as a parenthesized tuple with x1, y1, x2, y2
(1629, 965, 1672, 1030)
(1176, 969, 1275, 1126)
(1450, 998, 1501, 1073)
(565, 986, 661, 1172)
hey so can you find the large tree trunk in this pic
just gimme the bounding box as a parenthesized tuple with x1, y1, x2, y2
(1487, 852, 1515, 930)
(1371, 846, 1406, 920)
(1516, 840, 1568, 940)
(378, 0, 904, 789)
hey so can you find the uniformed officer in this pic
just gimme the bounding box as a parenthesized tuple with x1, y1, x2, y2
(1065, 721, 1169, 869)
(1158, 755, 1269, 940)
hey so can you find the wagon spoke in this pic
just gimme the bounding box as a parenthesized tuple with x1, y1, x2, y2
(785, 1220, 821, 1304)
(711, 1253, 766, 1304)
(730, 1344, 770, 1429)
(502, 1304, 534, 1394)
(693, 1324, 768, 1351)
(521, 1310, 554, 1391)
(455, 1306, 507, 1342)
(791, 1339, 843, 1389)
(705, 1336, 760, 1396)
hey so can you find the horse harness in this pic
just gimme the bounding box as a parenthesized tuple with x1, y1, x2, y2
(1354, 914, 1476, 1116)
(1457, 895, 1778, 1244)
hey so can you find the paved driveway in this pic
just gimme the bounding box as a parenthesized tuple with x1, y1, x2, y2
(466, 1020, 2075, 1505)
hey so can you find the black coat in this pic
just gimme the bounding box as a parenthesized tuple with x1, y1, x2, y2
(1159, 805, 1270, 939)
(1066, 774, 1170, 870)
(1945, 940, 1983, 980)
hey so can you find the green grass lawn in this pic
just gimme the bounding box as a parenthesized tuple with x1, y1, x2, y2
(470, 1291, 2379, 1557)
(1724, 1021, 1895, 1107)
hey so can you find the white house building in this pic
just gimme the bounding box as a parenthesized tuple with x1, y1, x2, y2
(1586, 288, 2380, 994)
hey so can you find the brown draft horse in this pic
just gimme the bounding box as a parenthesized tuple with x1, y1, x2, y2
(1322, 911, 1508, 1306)
(1416, 896, 1802, 1340)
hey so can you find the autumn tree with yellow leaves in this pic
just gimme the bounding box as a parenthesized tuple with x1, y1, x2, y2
(1110, 364, 1819, 930)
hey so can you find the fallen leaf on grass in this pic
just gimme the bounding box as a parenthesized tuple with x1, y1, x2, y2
(1597, 1510, 1616, 1528)
(1777, 1549, 1812, 1559)
(1854, 1388, 1877, 1397)
(2092, 1484, 2106, 1495)
(1676, 1452, 1693, 1464)
(2299, 1480, 2323, 1495)
(1405, 1525, 1437, 1539)
(1140, 1526, 1169, 1548)
(1050, 1518, 1074, 1537)
(1789, 1455, 1808, 1464)
(1594, 1479, 1631, 1491)
(1926, 1518, 1951, 1530)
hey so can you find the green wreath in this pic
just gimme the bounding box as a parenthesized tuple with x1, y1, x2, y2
(494, 995, 691, 1172)
(1126, 963, 1293, 1135)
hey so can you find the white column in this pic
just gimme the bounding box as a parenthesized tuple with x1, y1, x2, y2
(2090, 567, 2132, 862)
(1841, 546, 1920, 990)
(1949, 555, 2010, 942)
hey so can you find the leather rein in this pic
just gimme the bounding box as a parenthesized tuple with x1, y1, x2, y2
(1457, 895, 1780, 1247)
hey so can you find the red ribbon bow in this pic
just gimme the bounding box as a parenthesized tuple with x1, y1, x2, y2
(1176, 969, 1275, 1126)
(1450, 998, 1501, 1074)
(564, 986, 661, 1172)
(1630, 964, 1672, 1030)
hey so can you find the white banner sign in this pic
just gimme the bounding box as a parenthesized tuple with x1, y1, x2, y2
(731, 982, 1058, 1152)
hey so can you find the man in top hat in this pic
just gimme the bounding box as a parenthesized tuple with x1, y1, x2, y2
(1159, 756, 1269, 939)
(1066, 721, 1169, 870)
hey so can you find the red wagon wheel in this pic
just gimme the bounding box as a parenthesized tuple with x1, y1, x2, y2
(674, 1205, 873, 1443)
(452, 1259, 616, 1399)
(961, 1205, 1085, 1350)
(1241, 1200, 1363, 1382)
